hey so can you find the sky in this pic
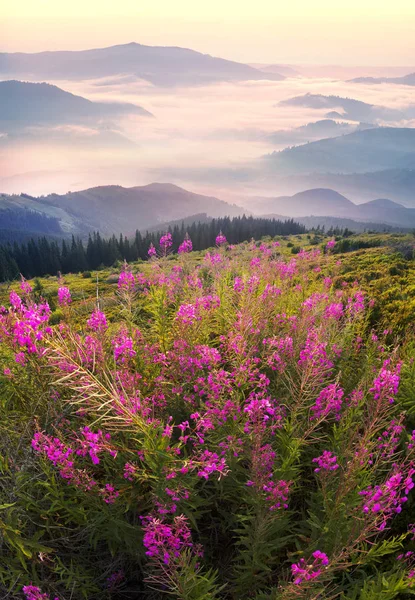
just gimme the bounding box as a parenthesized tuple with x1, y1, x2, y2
(1, 0, 415, 65)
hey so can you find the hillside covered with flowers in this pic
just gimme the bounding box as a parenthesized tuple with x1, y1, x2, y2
(1, 232, 415, 600)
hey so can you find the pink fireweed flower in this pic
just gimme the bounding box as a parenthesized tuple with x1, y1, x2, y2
(215, 231, 227, 246)
(324, 302, 344, 320)
(124, 462, 138, 481)
(298, 330, 334, 376)
(112, 329, 136, 363)
(347, 290, 365, 316)
(247, 443, 292, 511)
(370, 360, 402, 404)
(377, 418, 405, 457)
(313, 451, 339, 473)
(87, 308, 108, 332)
(76, 426, 112, 465)
(310, 384, 344, 421)
(20, 277, 33, 295)
(118, 264, 135, 291)
(263, 480, 291, 511)
(32, 432, 117, 502)
(233, 277, 244, 292)
(243, 393, 284, 433)
(57, 286, 71, 306)
(196, 449, 229, 480)
(291, 551, 330, 585)
(141, 514, 199, 565)
(359, 467, 415, 530)
(408, 431, 415, 450)
(302, 293, 329, 311)
(261, 284, 282, 300)
(100, 483, 119, 504)
(159, 232, 173, 253)
(15, 351, 27, 365)
(10, 290, 23, 311)
(176, 295, 220, 325)
(250, 256, 261, 268)
(205, 251, 223, 265)
(178, 234, 193, 254)
(326, 239, 336, 250)
(148, 243, 157, 258)
(176, 303, 199, 325)
(23, 585, 59, 600)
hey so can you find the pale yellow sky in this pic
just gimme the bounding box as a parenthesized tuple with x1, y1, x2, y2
(1, 0, 415, 65)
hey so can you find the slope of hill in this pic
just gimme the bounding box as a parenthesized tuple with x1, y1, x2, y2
(278, 93, 406, 122)
(351, 73, 415, 86)
(265, 128, 415, 175)
(268, 119, 376, 146)
(0, 80, 152, 131)
(250, 189, 355, 217)
(261, 214, 404, 233)
(0, 43, 285, 86)
(0, 183, 246, 237)
(248, 188, 415, 227)
(0, 207, 64, 243)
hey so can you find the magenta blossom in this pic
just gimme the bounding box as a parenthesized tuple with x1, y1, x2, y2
(178, 234, 193, 254)
(148, 243, 157, 258)
(291, 550, 329, 585)
(215, 231, 227, 246)
(23, 585, 59, 600)
(313, 451, 339, 473)
(57, 286, 71, 306)
(87, 308, 108, 332)
(118, 263, 135, 291)
(160, 232, 173, 254)
(20, 277, 33, 295)
(359, 467, 415, 530)
(141, 514, 199, 565)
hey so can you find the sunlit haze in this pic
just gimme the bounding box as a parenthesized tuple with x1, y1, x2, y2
(2, 0, 415, 65)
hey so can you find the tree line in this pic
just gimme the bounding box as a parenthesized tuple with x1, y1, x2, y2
(0, 215, 306, 282)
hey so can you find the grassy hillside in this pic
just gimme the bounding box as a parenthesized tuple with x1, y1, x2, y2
(1, 232, 415, 600)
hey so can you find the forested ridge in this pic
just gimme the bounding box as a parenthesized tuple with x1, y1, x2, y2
(0, 215, 305, 281)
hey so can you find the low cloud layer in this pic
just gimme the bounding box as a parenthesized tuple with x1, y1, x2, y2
(1, 73, 415, 198)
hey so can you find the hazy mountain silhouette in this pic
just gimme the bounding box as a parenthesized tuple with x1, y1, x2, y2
(350, 73, 415, 86)
(0, 81, 152, 132)
(0, 183, 245, 236)
(265, 128, 415, 174)
(249, 188, 415, 227)
(0, 43, 285, 86)
(268, 119, 376, 146)
(278, 93, 406, 122)
(280, 169, 415, 206)
(250, 63, 299, 77)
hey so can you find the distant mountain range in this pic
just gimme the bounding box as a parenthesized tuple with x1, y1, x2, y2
(0, 80, 151, 133)
(248, 188, 415, 228)
(265, 128, 415, 175)
(350, 73, 415, 86)
(250, 63, 300, 77)
(1, 182, 414, 243)
(273, 169, 415, 206)
(0, 43, 285, 86)
(0, 183, 245, 237)
(278, 93, 407, 123)
(268, 119, 376, 146)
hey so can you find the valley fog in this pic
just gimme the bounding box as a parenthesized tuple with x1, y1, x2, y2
(1, 73, 414, 202)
